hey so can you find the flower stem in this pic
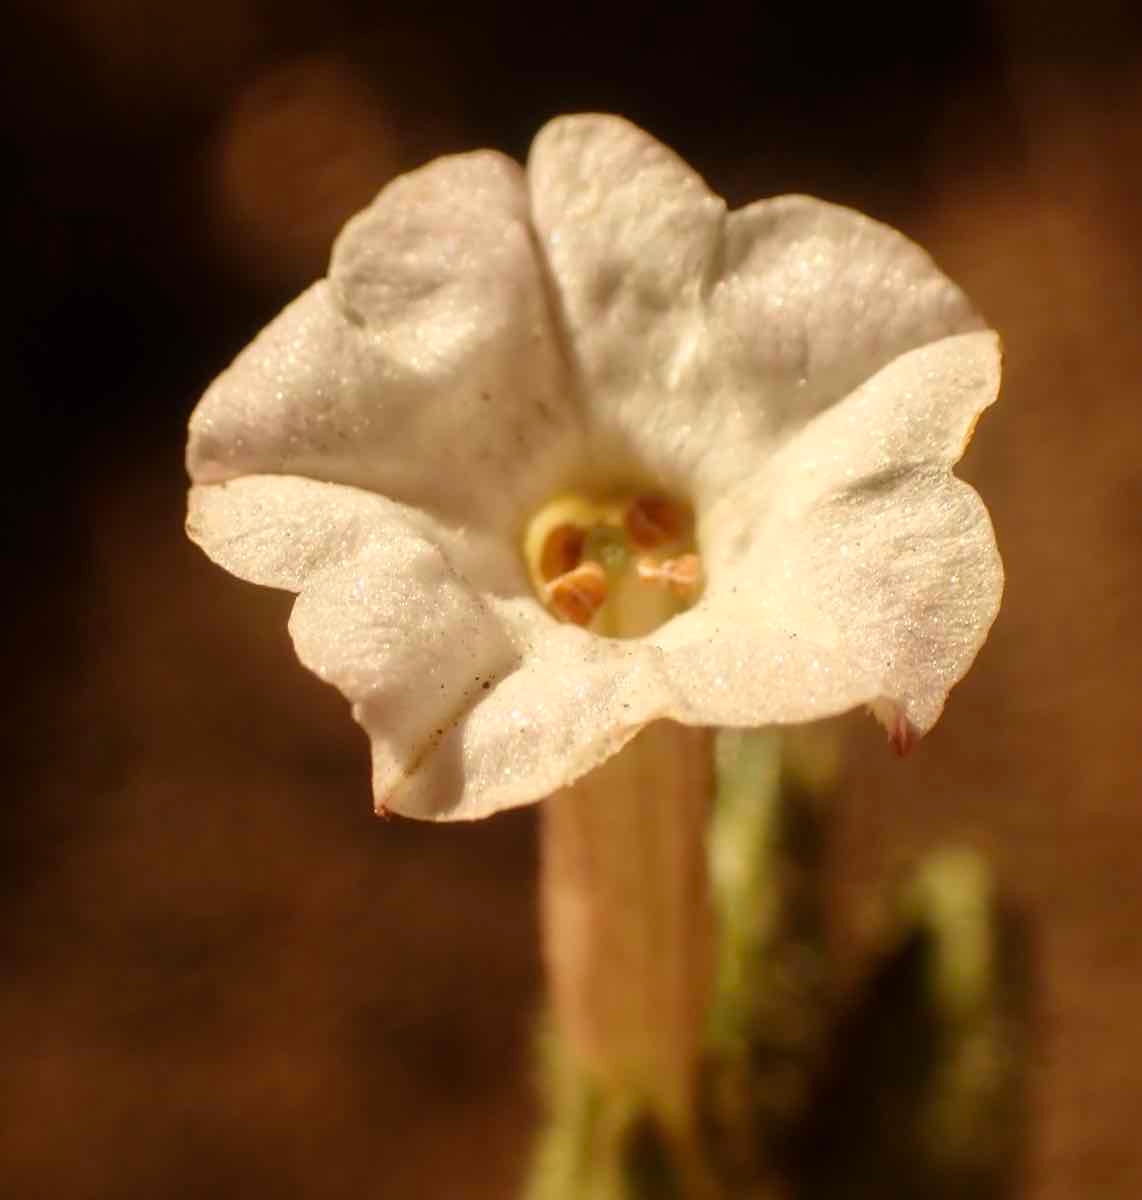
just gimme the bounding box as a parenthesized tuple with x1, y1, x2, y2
(540, 720, 715, 1172)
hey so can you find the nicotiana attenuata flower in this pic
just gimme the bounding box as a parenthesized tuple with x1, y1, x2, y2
(187, 114, 1003, 821)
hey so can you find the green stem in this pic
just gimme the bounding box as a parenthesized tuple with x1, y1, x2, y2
(704, 727, 836, 1186)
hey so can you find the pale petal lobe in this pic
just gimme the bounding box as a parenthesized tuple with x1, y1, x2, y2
(709, 195, 984, 433)
(287, 539, 521, 815)
(711, 332, 1004, 738)
(188, 154, 576, 533)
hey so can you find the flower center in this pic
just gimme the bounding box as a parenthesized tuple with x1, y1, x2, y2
(523, 491, 703, 638)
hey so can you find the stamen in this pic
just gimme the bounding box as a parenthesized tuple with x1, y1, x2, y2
(523, 494, 600, 595)
(546, 561, 609, 626)
(623, 494, 689, 550)
(539, 523, 586, 582)
(524, 489, 701, 635)
(635, 553, 704, 598)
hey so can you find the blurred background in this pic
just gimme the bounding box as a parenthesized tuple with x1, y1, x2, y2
(4, 1, 1141, 1195)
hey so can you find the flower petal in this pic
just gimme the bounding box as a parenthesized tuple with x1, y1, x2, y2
(287, 537, 522, 814)
(187, 474, 524, 595)
(389, 603, 877, 822)
(528, 114, 723, 362)
(188, 152, 576, 534)
(527, 115, 734, 485)
(704, 194, 983, 446)
(704, 331, 1003, 736)
(386, 609, 672, 820)
(527, 116, 980, 503)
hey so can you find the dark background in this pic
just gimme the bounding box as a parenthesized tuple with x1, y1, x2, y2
(4, 2, 1141, 1196)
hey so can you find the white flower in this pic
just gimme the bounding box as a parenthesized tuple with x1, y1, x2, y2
(186, 114, 1003, 821)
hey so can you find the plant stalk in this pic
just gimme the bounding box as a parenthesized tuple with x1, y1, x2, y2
(540, 719, 714, 1140)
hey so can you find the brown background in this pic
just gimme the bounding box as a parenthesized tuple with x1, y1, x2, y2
(4, 2, 1140, 1196)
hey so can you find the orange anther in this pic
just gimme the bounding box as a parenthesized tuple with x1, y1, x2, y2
(546, 561, 608, 625)
(623, 494, 689, 550)
(635, 553, 703, 597)
(539, 523, 586, 582)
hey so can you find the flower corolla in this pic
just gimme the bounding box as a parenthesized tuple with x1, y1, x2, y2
(187, 114, 1003, 820)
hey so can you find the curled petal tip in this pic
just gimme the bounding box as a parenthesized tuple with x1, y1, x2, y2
(869, 700, 921, 757)
(889, 710, 920, 758)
